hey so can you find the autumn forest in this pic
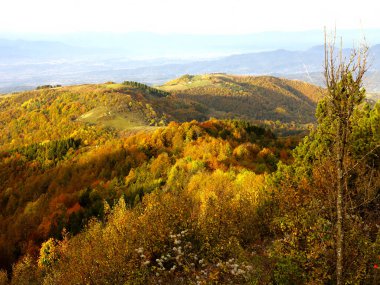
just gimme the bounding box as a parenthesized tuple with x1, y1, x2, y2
(0, 43, 380, 285)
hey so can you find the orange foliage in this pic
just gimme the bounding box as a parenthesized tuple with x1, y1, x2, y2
(66, 203, 81, 216)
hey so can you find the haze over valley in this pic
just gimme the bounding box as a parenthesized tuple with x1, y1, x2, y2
(1, 31, 380, 98)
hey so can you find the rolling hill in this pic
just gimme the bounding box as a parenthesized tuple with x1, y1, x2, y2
(0, 75, 324, 153)
(0, 74, 324, 153)
(0, 82, 171, 151)
(159, 73, 324, 123)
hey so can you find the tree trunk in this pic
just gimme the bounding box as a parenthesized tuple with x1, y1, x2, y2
(336, 162, 344, 285)
(336, 122, 345, 285)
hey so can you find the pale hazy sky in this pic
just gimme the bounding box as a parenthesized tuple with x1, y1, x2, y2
(1, 0, 379, 34)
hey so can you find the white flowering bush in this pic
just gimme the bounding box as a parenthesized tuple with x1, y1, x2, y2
(135, 230, 254, 284)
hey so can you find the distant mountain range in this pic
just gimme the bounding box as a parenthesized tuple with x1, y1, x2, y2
(3, 30, 380, 56)
(0, 39, 87, 61)
(0, 31, 380, 96)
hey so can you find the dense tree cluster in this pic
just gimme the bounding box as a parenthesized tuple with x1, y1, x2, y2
(13, 138, 81, 164)
(0, 118, 293, 278)
(0, 73, 379, 284)
(122, 81, 170, 98)
(1, 94, 378, 283)
(36, 85, 62, 90)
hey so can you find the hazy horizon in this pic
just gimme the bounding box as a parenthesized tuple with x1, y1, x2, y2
(2, 0, 379, 34)
(1, 0, 380, 94)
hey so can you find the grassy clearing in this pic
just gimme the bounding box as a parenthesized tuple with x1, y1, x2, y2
(160, 74, 214, 91)
(78, 107, 147, 130)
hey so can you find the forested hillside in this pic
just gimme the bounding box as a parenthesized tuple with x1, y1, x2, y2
(0, 118, 294, 277)
(0, 71, 379, 284)
(0, 75, 322, 150)
(0, 82, 167, 150)
(159, 74, 324, 123)
(0, 80, 302, 274)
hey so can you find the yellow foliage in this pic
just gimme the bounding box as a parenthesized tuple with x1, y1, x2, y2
(150, 152, 171, 178)
(186, 170, 266, 243)
(258, 147, 273, 158)
(0, 270, 8, 285)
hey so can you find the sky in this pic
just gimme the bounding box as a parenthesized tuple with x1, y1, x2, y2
(1, 0, 379, 35)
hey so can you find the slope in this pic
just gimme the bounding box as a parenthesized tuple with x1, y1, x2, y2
(0, 82, 172, 151)
(0, 118, 295, 272)
(0, 75, 326, 273)
(159, 74, 324, 123)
